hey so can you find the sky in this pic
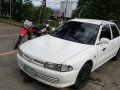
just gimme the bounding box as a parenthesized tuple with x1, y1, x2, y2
(31, 0, 78, 9)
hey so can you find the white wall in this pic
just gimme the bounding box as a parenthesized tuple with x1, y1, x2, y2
(60, 1, 75, 18)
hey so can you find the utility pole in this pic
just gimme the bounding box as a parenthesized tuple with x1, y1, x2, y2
(44, 0, 47, 22)
(42, 0, 46, 23)
(39, 9, 41, 23)
(79, 10, 82, 18)
(64, 0, 68, 21)
(10, 0, 11, 19)
(0, 0, 1, 17)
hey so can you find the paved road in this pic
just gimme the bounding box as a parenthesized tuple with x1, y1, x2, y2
(0, 23, 120, 90)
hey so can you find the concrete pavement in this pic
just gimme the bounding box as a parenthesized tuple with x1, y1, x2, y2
(0, 22, 120, 90)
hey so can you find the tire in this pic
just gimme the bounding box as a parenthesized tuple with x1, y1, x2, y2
(36, 33, 42, 37)
(72, 63, 92, 89)
(14, 36, 22, 49)
(112, 49, 120, 61)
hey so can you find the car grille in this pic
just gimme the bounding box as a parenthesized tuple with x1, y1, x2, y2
(36, 72, 59, 84)
(18, 60, 59, 84)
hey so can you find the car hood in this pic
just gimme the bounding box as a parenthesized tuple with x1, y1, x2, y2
(20, 35, 92, 64)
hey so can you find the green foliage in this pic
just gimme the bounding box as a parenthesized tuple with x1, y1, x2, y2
(0, 0, 54, 23)
(73, 0, 120, 22)
(1, 0, 9, 17)
(33, 6, 53, 23)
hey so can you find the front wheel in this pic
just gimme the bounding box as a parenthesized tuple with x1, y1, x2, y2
(14, 36, 22, 49)
(72, 63, 92, 89)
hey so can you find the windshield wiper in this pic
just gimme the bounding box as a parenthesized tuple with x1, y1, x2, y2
(71, 36, 84, 44)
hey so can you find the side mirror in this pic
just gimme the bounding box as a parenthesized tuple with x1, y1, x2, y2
(99, 38, 110, 44)
(52, 27, 55, 31)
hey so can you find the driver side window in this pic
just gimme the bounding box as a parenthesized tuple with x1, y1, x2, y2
(100, 25, 111, 40)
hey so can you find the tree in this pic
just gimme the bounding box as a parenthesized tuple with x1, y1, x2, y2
(33, 6, 53, 23)
(0, 0, 53, 23)
(73, 0, 91, 17)
(12, 0, 23, 20)
(73, 0, 120, 22)
(1, 0, 9, 17)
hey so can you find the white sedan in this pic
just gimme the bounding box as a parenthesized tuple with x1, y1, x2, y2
(17, 19, 120, 89)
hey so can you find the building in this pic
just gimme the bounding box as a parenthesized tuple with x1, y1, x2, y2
(60, 1, 77, 18)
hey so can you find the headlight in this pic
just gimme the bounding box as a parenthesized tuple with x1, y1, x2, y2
(61, 65, 73, 72)
(18, 47, 22, 56)
(44, 62, 73, 72)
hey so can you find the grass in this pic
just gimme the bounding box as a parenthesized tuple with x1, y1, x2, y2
(0, 18, 23, 27)
(0, 18, 61, 32)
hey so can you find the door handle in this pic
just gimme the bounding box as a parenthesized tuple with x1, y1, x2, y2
(102, 48, 106, 51)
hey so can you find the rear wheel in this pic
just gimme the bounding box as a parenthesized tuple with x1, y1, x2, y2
(14, 36, 22, 49)
(73, 63, 92, 89)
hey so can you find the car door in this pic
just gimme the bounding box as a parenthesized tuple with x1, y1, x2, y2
(96, 24, 113, 67)
(110, 24, 120, 55)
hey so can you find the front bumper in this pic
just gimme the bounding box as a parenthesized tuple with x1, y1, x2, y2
(17, 54, 79, 88)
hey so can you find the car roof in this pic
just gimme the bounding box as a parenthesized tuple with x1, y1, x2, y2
(69, 19, 115, 25)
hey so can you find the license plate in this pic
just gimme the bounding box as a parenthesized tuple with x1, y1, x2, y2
(24, 65, 36, 77)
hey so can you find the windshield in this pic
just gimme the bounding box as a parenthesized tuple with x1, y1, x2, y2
(50, 21, 99, 45)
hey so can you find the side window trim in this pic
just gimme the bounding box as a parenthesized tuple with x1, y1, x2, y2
(115, 24, 120, 35)
(109, 24, 113, 40)
(114, 24, 120, 36)
(99, 24, 112, 40)
(95, 25, 102, 45)
(109, 24, 113, 39)
(110, 24, 120, 39)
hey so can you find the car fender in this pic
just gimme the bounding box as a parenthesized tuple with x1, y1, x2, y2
(63, 46, 97, 81)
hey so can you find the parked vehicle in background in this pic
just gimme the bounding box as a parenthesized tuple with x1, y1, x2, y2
(17, 19, 120, 89)
(14, 20, 48, 49)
